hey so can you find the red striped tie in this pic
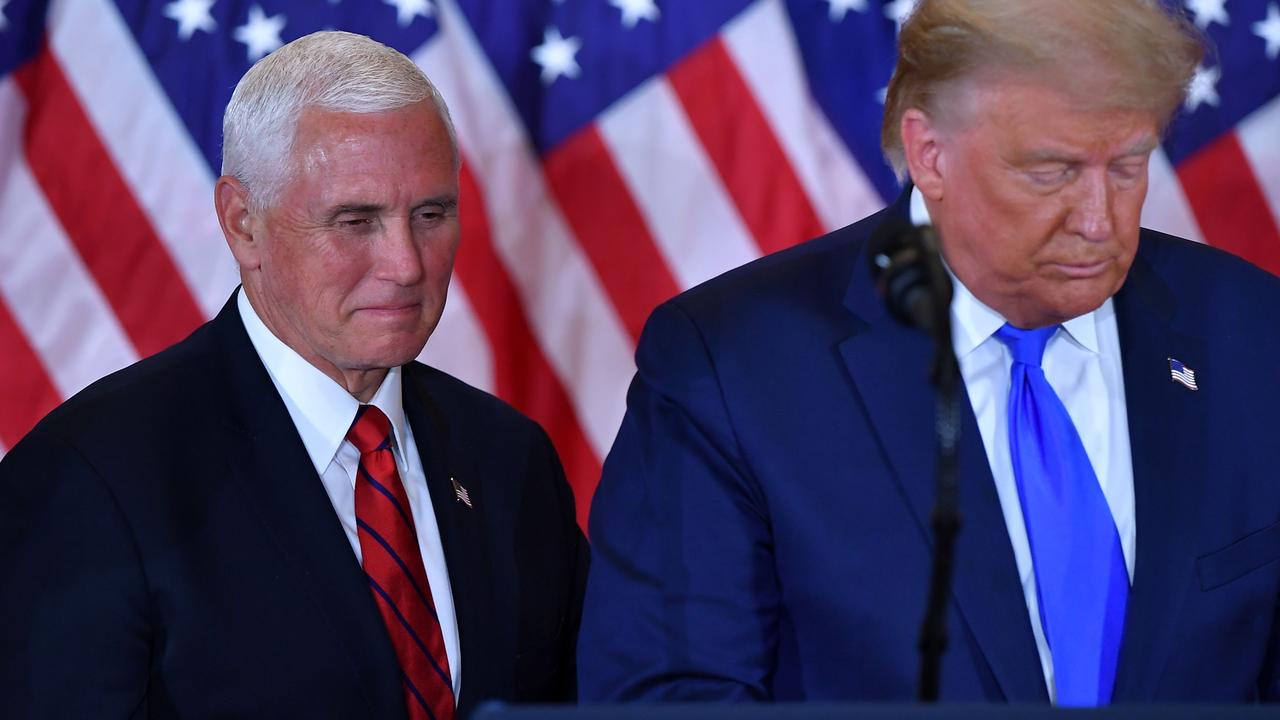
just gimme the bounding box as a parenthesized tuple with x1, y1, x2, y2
(348, 405, 455, 720)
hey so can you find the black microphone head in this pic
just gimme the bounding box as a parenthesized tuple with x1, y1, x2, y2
(867, 218, 952, 332)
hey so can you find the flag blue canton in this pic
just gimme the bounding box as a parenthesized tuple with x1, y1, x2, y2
(1164, 0, 1280, 163)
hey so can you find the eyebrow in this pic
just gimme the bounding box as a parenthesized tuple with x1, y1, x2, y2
(322, 196, 458, 223)
(414, 195, 458, 211)
(1018, 138, 1159, 165)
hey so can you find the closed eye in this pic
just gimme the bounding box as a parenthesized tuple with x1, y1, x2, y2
(414, 200, 457, 225)
(1026, 166, 1074, 187)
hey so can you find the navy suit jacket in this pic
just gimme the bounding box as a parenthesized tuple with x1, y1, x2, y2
(0, 293, 588, 719)
(578, 195, 1280, 703)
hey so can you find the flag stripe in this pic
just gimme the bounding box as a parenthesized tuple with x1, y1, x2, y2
(1142, 146, 1205, 244)
(1238, 95, 1280, 231)
(48, 0, 239, 318)
(456, 161, 601, 526)
(0, 297, 61, 447)
(13, 46, 204, 358)
(598, 76, 761, 291)
(0, 152, 139, 401)
(0, 78, 139, 402)
(417, 283, 495, 395)
(1177, 131, 1280, 276)
(721, 0, 883, 231)
(543, 126, 681, 342)
(668, 36, 824, 255)
(419, 9, 633, 460)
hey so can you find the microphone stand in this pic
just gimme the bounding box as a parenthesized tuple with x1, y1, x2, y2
(917, 231, 962, 702)
(869, 220, 964, 701)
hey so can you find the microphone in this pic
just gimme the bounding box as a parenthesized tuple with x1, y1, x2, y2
(868, 215, 962, 703)
(868, 216, 953, 333)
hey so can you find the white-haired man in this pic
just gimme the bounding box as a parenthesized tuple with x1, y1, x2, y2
(580, 0, 1280, 705)
(0, 31, 586, 719)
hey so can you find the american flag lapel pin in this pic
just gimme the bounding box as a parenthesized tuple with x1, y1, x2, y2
(451, 477, 473, 508)
(1168, 357, 1198, 391)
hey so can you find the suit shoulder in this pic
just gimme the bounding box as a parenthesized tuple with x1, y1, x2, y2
(1142, 229, 1280, 288)
(1138, 229, 1280, 315)
(404, 362, 549, 446)
(672, 213, 876, 317)
(21, 322, 217, 448)
(638, 208, 888, 350)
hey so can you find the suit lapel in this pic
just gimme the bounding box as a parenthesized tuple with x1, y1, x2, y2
(1109, 247, 1209, 701)
(212, 294, 406, 719)
(402, 367, 496, 717)
(838, 223, 1046, 701)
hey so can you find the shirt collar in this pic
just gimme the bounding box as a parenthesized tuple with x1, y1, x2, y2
(908, 187, 1104, 358)
(236, 289, 410, 474)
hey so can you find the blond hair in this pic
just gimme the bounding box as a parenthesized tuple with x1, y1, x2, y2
(881, 0, 1204, 179)
(222, 31, 457, 211)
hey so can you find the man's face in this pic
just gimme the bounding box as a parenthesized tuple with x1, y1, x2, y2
(923, 78, 1159, 328)
(248, 101, 459, 381)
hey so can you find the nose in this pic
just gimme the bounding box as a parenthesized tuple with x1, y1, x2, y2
(1066, 169, 1114, 242)
(372, 217, 425, 286)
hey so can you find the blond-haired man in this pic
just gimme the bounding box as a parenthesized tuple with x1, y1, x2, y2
(580, 0, 1280, 704)
(0, 32, 586, 719)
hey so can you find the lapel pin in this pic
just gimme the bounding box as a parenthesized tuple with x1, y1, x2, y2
(451, 477, 473, 508)
(1168, 357, 1198, 391)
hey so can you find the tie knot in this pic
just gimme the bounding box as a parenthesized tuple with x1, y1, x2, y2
(347, 404, 393, 455)
(995, 323, 1058, 367)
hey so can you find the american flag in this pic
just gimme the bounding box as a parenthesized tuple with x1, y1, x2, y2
(1169, 357, 1199, 390)
(1, 0, 1277, 526)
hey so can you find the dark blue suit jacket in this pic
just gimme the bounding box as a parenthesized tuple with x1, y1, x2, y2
(0, 293, 587, 719)
(578, 196, 1280, 703)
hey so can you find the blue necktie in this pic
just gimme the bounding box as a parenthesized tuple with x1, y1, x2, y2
(995, 324, 1128, 706)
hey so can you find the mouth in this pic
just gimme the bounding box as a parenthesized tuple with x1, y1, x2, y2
(356, 302, 422, 319)
(1051, 259, 1112, 279)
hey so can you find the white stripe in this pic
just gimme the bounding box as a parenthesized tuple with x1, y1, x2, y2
(1142, 145, 1204, 243)
(415, 10, 635, 459)
(47, 0, 238, 319)
(1237, 95, 1280, 231)
(417, 281, 495, 395)
(598, 77, 760, 290)
(723, 0, 884, 231)
(0, 80, 139, 400)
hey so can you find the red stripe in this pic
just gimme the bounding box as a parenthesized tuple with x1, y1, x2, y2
(13, 45, 205, 358)
(542, 126, 681, 342)
(668, 38, 825, 255)
(1176, 132, 1280, 277)
(0, 297, 61, 449)
(455, 162, 602, 530)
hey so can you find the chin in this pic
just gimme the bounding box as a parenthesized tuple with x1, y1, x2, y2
(354, 337, 430, 370)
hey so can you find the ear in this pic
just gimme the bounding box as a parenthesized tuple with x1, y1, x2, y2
(215, 176, 263, 271)
(900, 108, 946, 201)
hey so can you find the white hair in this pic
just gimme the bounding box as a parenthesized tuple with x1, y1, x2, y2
(221, 30, 457, 211)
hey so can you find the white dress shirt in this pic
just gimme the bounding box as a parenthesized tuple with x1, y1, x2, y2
(237, 291, 461, 698)
(910, 189, 1136, 702)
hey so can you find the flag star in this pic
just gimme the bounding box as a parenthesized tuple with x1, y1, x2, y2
(233, 5, 286, 62)
(531, 26, 582, 85)
(876, 86, 888, 104)
(609, 0, 659, 29)
(0, 0, 10, 31)
(384, 0, 432, 28)
(1255, 3, 1280, 60)
(884, 0, 918, 31)
(163, 0, 217, 41)
(1185, 64, 1221, 111)
(1185, 0, 1229, 29)
(825, 0, 867, 22)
